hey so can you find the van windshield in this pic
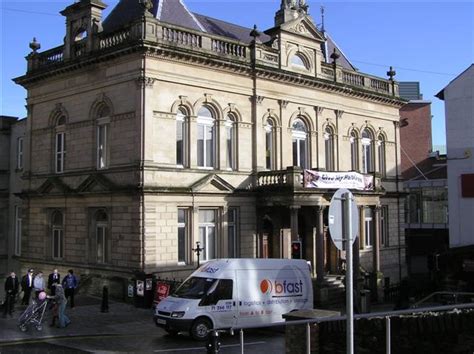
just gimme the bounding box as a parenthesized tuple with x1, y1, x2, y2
(173, 277, 217, 299)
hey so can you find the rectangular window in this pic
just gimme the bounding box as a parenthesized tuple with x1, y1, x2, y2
(381, 206, 389, 247)
(199, 209, 217, 261)
(96, 225, 107, 263)
(197, 122, 215, 168)
(226, 125, 235, 170)
(14, 206, 22, 256)
(52, 228, 64, 259)
(364, 207, 373, 248)
(228, 208, 238, 258)
(97, 124, 108, 169)
(176, 119, 184, 166)
(17, 137, 23, 170)
(55, 132, 66, 173)
(178, 209, 188, 264)
(265, 129, 274, 170)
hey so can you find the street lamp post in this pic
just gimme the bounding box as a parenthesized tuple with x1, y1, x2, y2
(192, 241, 204, 269)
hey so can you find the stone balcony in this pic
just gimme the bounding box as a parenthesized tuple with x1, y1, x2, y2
(255, 166, 383, 193)
(23, 15, 399, 98)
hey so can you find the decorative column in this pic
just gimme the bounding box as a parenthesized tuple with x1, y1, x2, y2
(290, 205, 300, 241)
(316, 206, 326, 283)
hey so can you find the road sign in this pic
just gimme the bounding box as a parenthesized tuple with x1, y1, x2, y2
(328, 188, 359, 251)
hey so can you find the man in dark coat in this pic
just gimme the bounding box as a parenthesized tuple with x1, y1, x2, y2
(4, 271, 19, 317)
(47, 269, 61, 296)
(21, 268, 34, 305)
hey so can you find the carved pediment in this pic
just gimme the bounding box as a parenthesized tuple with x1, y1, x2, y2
(36, 177, 73, 195)
(76, 174, 116, 193)
(280, 17, 325, 42)
(190, 174, 235, 193)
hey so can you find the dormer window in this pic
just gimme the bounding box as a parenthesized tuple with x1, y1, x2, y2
(291, 53, 308, 70)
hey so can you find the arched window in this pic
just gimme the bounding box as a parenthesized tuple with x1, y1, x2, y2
(225, 114, 237, 170)
(197, 106, 215, 168)
(95, 210, 108, 264)
(55, 116, 66, 173)
(176, 107, 188, 167)
(292, 118, 308, 169)
(265, 119, 275, 170)
(361, 128, 374, 173)
(52, 211, 64, 260)
(96, 104, 110, 170)
(377, 134, 386, 176)
(324, 126, 335, 171)
(350, 130, 359, 171)
(291, 53, 308, 70)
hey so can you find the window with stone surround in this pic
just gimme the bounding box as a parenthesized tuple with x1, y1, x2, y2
(178, 208, 189, 264)
(52, 210, 64, 259)
(226, 114, 237, 170)
(96, 105, 110, 170)
(377, 134, 386, 177)
(95, 209, 108, 264)
(350, 130, 358, 171)
(364, 207, 373, 248)
(292, 118, 308, 169)
(197, 106, 215, 169)
(176, 107, 188, 167)
(324, 125, 335, 171)
(265, 118, 276, 170)
(361, 128, 374, 174)
(55, 116, 66, 173)
(199, 209, 217, 261)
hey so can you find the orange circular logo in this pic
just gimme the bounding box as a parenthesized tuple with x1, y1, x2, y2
(260, 279, 272, 294)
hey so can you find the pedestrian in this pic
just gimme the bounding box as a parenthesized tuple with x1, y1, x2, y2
(48, 284, 70, 328)
(3, 271, 19, 317)
(33, 271, 45, 298)
(47, 269, 61, 296)
(62, 269, 78, 309)
(21, 268, 34, 305)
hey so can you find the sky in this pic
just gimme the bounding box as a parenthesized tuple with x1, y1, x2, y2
(1, 0, 473, 147)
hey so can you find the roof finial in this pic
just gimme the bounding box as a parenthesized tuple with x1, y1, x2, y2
(320, 5, 325, 32)
(29, 37, 41, 53)
(387, 66, 396, 81)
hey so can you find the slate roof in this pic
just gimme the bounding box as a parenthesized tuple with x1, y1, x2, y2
(102, 0, 354, 70)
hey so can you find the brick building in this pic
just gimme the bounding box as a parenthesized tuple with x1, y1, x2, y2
(12, 0, 406, 297)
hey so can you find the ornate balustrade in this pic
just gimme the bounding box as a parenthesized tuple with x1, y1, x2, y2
(257, 170, 289, 187)
(26, 18, 398, 98)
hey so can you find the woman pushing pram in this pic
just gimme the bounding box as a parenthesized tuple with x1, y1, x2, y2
(48, 283, 70, 328)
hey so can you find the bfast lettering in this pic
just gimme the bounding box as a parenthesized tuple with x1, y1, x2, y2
(260, 279, 303, 296)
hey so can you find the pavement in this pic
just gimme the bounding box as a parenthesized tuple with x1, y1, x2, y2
(0, 295, 158, 344)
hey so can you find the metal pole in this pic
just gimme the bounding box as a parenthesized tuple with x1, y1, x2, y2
(386, 316, 391, 354)
(343, 192, 354, 354)
(240, 328, 244, 354)
(306, 322, 311, 354)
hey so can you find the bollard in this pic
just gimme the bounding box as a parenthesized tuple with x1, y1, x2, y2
(206, 330, 221, 354)
(101, 286, 109, 313)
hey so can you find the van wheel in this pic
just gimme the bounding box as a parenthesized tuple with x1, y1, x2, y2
(190, 317, 212, 341)
(165, 326, 179, 336)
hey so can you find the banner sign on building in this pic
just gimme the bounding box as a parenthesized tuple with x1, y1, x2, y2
(304, 170, 374, 191)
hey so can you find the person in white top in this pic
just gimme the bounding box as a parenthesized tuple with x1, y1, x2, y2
(33, 271, 45, 298)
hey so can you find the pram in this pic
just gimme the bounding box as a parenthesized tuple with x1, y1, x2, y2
(18, 297, 49, 332)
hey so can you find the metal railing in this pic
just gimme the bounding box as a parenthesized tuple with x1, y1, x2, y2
(411, 291, 474, 308)
(209, 302, 474, 354)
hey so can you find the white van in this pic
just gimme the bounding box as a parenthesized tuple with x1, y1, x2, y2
(154, 258, 313, 340)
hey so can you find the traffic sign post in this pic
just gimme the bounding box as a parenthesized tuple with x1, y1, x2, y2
(328, 188, 358, 354)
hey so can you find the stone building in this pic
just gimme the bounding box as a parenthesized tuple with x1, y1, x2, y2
(13, 0, 406, 297)
(0, 116, 26, 285)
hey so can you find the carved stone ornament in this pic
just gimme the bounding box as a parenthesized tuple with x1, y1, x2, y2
(136, 75, 156, 87)
(256, 96, 265, 105)
(278, 100, 289, 109)
(293, 23, 308, 34)
(272, 39, 279, 50)
(335, 110, 344, 119)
